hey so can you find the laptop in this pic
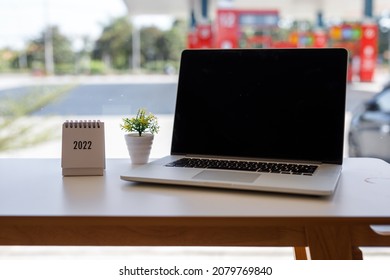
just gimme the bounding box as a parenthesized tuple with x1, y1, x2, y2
(121, 48, 348, 196)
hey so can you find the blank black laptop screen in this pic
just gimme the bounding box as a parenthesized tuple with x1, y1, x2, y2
(171, 49, 348, 164)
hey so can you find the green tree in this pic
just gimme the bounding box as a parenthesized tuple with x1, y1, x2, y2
(24, 26, 75, 74)
(0, 48, 18, 72)
(139, 20, 186, 72)
(140, 26, 164, 63)
(93, 16, 186, 72)
(159, 19, 186, 62)
(142, 20, 187, 63)
(93, 16, 132, 70)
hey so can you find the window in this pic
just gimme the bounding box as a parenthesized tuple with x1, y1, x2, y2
(0, 0, 390, 162)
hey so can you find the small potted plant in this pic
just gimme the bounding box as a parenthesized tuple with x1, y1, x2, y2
(121, 108, 159, 164)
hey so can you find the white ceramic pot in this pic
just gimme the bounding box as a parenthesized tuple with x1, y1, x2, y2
(124, 133, 154, 164)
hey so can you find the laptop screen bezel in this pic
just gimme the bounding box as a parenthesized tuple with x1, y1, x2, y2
(171, 48, 348, 165)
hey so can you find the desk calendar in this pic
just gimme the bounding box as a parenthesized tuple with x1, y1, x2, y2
(61, 120, 105, 176)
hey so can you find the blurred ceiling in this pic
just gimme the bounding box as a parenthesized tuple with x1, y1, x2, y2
(122, 0, 390, 21)
(123, 0, 191, 17)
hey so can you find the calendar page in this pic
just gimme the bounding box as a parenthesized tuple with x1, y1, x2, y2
(61, 120, 105, 176)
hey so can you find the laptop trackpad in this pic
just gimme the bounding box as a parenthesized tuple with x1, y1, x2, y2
(192, 170, 260, 183)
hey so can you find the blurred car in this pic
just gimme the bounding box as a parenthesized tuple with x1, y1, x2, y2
(349, 83, 390, 162)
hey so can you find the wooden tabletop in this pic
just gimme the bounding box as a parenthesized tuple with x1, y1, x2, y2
(0, 157, 389, 217)
(0, 158, 390, 259)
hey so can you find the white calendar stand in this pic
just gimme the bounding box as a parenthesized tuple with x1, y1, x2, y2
(61, 120, 105, 176)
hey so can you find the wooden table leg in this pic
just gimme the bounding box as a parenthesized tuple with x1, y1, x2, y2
(294, 246, 362, 260)
(352, 247, 363, 260)
(294, 247, 309, 260)
(306, 225, 354, 260)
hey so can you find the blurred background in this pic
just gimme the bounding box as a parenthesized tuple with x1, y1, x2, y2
(2, 0, 389, 78)
(1, 0, 390, 160)
(0, 0, 389, 259)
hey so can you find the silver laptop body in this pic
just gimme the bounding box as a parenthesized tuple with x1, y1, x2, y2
(121, 48, 348, 196)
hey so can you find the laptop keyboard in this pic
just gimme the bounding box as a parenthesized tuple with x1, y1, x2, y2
(165, 158, 318, 176)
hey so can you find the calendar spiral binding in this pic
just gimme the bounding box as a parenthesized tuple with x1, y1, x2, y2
(64, 120, 102, 129)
